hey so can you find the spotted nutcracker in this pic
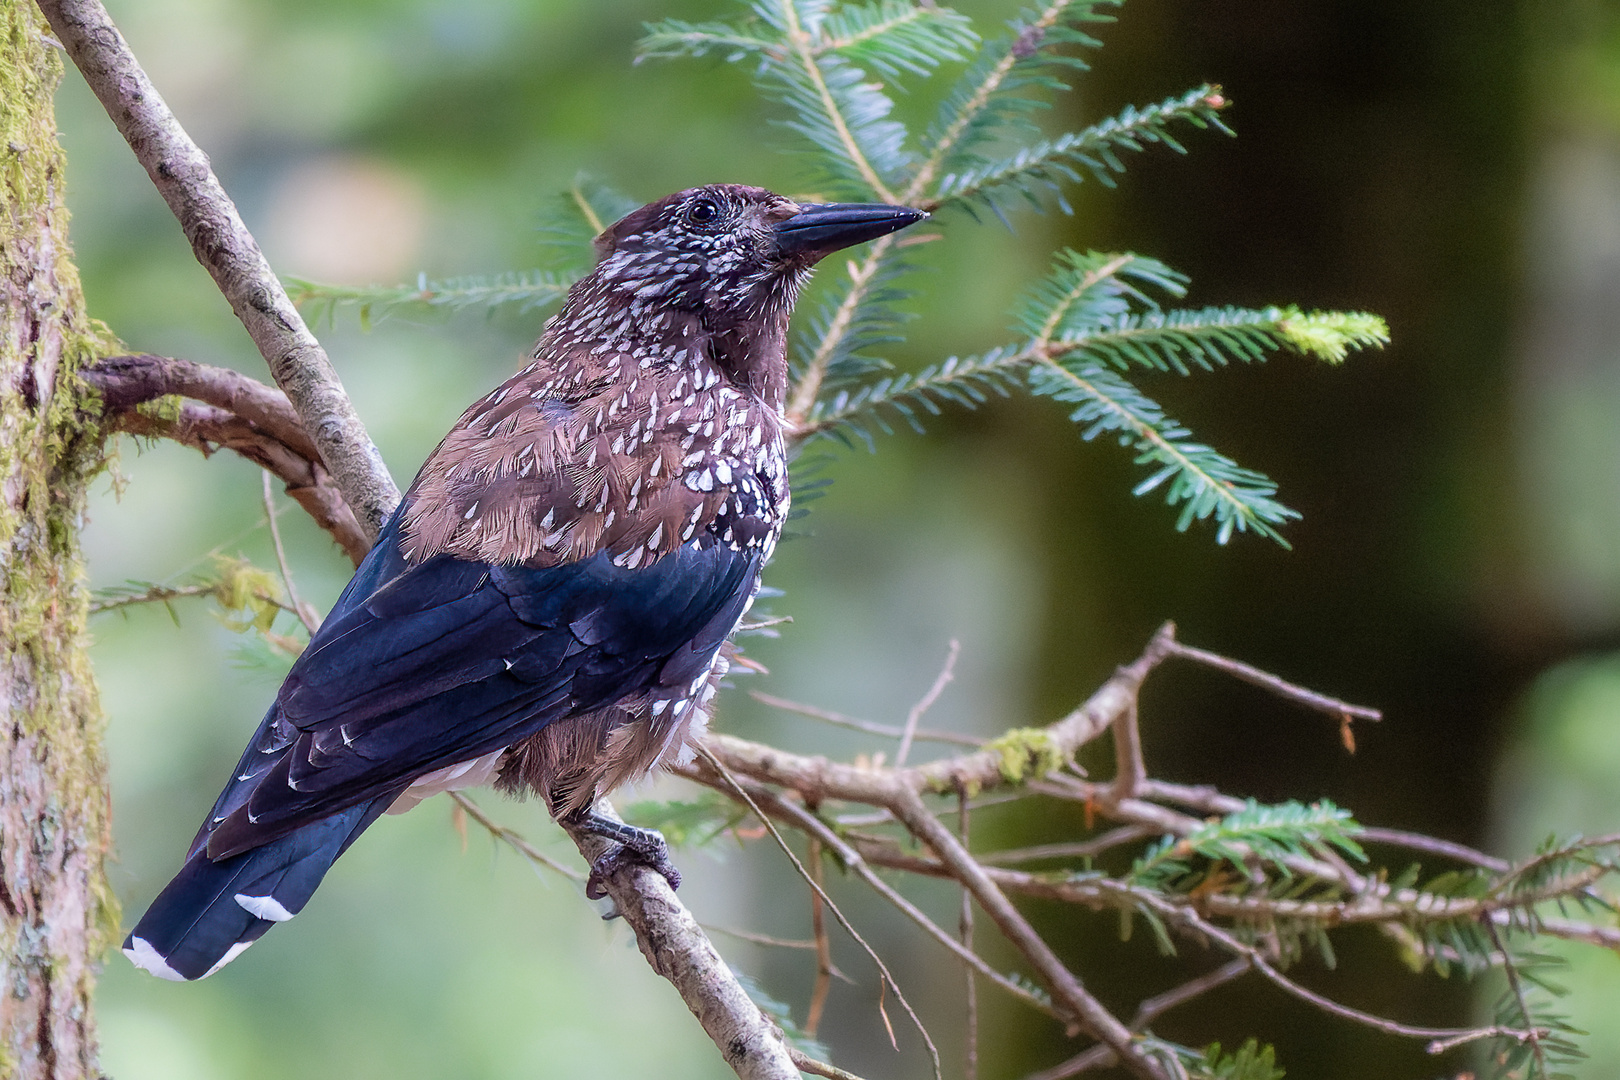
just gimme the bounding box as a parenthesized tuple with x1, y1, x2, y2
(124, 184, 926, 981)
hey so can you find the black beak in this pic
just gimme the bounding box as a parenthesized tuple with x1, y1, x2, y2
(775, 202, 928, 259)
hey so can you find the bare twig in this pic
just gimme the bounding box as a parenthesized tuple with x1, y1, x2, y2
(89, 582, 217, 617)
(1165, 639, 1382, 724)
(1023, 959, 1253, 1080)
(1130, 958, 1253, 1029)
(751, 691, 983, 748)
(978, 827, 1156, 866)
(789, 1048, 874, 1080)
(896, 639, 959, 767)
(1483, 916, 1547, 1076)
(1358, 826, 1511, 873)
(1147, 896, 1548, 1051)
(723, 779, 1065, 1020)
(703, 925, 820, 952)
(263, 471, 320, 634)
(38, 0, 400, 535)
(805, 837, 835, 1037)
(448, 792, 583, 884)
(959, 787, 979, 1080)
(1109, 698, 1145, 802)
(890, 786, 1161, 1078)
(697, 746, 944, 1080)
(708, 621, 1178, 806)
(1521, 913, 1620, 952)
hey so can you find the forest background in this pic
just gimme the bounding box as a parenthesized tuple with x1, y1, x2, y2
(61, 0, 1620, 1078)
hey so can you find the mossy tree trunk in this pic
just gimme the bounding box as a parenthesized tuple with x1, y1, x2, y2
(0, 3, 115, 1078)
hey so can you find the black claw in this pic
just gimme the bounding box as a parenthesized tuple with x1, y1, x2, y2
(570, 809, 682, 900)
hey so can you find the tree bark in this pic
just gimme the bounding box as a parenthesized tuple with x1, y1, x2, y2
(0, 3, 115, 1077)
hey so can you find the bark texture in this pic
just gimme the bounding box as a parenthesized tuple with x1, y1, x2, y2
(0, 4, 115, 1077)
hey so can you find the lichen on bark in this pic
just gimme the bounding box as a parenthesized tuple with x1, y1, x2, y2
(1, 2, 118, 1077)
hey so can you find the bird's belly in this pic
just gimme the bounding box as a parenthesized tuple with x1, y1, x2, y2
(385, 747, 506, 815)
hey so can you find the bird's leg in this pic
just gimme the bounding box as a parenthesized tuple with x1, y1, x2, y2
(567, 807, 682, 900)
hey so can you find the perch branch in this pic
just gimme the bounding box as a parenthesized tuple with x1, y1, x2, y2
(562, 804, 803, 1080)
(697, 746, 944, 1079)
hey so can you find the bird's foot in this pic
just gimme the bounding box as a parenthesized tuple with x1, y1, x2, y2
(567, 810, 682, 901)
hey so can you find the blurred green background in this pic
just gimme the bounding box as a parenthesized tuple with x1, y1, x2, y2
(55, 0, 1620, 1077)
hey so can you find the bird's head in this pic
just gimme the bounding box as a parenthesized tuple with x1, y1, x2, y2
(592, 183, 926, 296)
(543, 184, 925, 408)
(591, 184, 924, 312)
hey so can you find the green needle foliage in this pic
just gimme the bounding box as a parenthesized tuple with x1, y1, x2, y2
(1127, 798, 1367, 891)
(287, 270, 576, 329)
(293, 0, 1387, 546)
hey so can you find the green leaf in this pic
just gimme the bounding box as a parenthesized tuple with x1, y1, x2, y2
(1275, 309, 1390, 363)
(636, 20, 780, 62)
(1194, 1040, 1286, 1080)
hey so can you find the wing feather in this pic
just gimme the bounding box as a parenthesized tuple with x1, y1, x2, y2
(201, 506, 759, 860)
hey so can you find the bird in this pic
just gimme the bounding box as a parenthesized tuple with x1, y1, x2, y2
(123, 184, 926, 981)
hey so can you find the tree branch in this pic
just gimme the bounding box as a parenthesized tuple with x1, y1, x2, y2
(562, 807, 803, 1080)
(35, 0, 400, 535)
(85, 354, 371, 564)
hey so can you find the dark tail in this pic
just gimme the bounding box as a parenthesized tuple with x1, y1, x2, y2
(124, 796, 391, 980)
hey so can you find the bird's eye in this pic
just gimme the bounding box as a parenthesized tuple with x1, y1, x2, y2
(686, 199, 720, 226)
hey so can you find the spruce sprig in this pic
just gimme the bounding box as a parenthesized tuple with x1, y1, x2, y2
(1129, 799, 1366, 891)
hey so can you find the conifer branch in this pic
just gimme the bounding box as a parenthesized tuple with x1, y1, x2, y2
(1029, 359, 1298, 544)
(779, 0, 899, 201)
(927, 85, 1231, 212)
(786, 238, 897, 423)
(905, 0, 1084, 203)
(287, 270, 575, 326)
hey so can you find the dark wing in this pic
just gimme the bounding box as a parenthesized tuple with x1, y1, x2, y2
(198, 507, 760, 860)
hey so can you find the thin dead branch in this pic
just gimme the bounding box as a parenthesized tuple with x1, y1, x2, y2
(958, 788, 978, 1080)
(1024, 960, 1253, 1080)
(896, 639, 960, 766)
(263, 470, 321, 633)
(805, 837, 835, 1037)
(1165, 639, 1383, 724)
(751, 690, 984, 748)
(697, 745, 944, 1080)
